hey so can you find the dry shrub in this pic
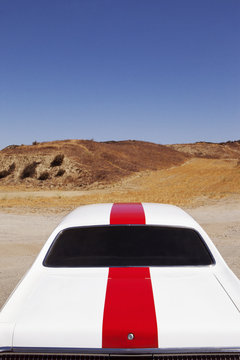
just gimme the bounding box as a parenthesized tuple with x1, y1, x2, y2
(20, 162, 39, 179)
(9, 162, 16, 172)
(38, 171, 49, 181)
(50, 154, 64, 167)
(0, 162, 16, 179)
(0, 170, 9, 179)
(55, 169, 65, 177)
(32, 141, 39, 145)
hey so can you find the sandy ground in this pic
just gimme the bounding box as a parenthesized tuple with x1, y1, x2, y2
(0, 198, 240, 308)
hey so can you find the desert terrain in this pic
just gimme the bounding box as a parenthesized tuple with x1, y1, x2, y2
(0, 139, 240, 308)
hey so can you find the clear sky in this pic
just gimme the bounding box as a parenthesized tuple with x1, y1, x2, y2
(0, 0, 239, 149)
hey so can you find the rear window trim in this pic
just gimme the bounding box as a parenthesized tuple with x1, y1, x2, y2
(43, 224, 216, 268)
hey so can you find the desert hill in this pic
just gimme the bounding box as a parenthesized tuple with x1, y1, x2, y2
(0, 139, 188, 189)
(168, 140, 240, 159)
(0, 139, 240, 209)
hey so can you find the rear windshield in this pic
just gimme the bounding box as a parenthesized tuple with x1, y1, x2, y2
(43, 225, 214, 267)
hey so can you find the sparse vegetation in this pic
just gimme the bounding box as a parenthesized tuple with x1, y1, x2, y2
(0, 157, 240, 209)
(38, 171, 50, 181)
(0, 170, 9, 179)
(0, 139, 240, 193)
(55, 169, 65, 177)
(20, 162, 39, 179)
(0, 162, 16, 179)
(32, 141, 39, 145)
(50, 154, 64, 167)
(9, 163, 16, 173)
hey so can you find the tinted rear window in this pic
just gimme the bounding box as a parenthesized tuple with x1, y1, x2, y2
(43, 225, 214, 267)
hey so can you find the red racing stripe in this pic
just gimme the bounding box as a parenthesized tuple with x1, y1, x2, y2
(102, 203, 158, 348)
(110, 203, 146, 225)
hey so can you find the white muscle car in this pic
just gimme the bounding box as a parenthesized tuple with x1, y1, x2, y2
(0, 203, 240, 360)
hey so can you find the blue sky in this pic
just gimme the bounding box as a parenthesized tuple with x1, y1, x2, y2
(0, 0, 239, 149)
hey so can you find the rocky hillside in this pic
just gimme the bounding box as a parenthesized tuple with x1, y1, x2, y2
(1, 139, 239, 190)
(0, 139, 188, 189)
(168, 140, 240, 159)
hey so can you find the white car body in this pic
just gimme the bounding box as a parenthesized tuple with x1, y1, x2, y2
(0, 203, 240, 358)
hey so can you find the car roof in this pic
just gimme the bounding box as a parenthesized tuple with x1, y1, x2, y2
(58, 203, 200, 230)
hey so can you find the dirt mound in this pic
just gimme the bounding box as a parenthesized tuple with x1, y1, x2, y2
(0, 139, 188, 189)
(168, 140, 240, 159)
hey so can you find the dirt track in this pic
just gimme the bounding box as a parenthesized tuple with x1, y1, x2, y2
(1, 198, 240, 308)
